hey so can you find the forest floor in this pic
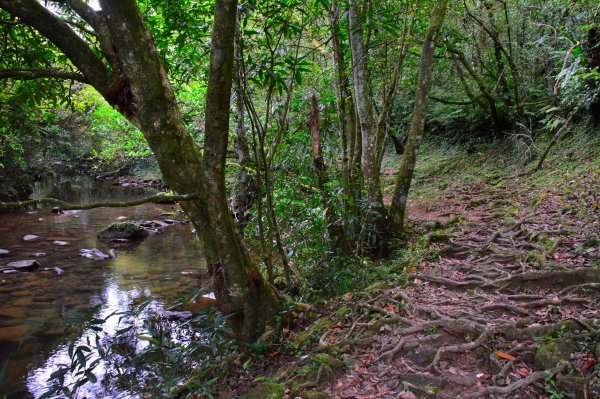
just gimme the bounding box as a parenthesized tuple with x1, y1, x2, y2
(322, 170, 599, 398)
(234, 130, 600, 399)
(316, 133, 600, 399)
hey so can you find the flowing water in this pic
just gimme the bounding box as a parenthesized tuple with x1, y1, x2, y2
(0, 176, 209, 398)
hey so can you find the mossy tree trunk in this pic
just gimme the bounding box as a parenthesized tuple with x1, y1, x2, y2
(199, 0, 282, 341)
(308, 93, 345, 252)
(330, 0, 360, 252)
(0, 0, 282, 343)
(233, 13, 255, 238)
(389, 0, 449, 234)
(347, 0, 387, 253)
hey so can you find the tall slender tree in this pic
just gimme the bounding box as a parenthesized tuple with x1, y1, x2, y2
(389, 0, 449, 233)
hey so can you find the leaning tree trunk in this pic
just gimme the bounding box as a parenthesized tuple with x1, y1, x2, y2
(199, 0, 282, 342)
(389, 0, 449, 234)
(102, 0, 282, 343)
(0, 0, 282, 343)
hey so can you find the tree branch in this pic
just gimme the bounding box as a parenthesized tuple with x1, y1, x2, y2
(0, 192, 199, 211)
(63, 0, 117, 65)
(64, 0, 100, 29)
(0, 68, 87, 82)
(0, 0, 114, 95)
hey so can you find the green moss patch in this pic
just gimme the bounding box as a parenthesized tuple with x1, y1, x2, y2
(98, 221, 148, 239)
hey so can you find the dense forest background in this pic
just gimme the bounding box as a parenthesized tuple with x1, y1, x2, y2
(0, 0, 599, 398)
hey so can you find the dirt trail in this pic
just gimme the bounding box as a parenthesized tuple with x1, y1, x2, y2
(325, 177, 600, 398)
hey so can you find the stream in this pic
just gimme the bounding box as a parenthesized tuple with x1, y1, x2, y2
(0, 176, 209, 398)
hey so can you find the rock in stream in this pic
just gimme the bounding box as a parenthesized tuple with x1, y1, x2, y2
(4, 260, 41, 272)
(79, 248, 115, 261)
(97, 221, 149, 240)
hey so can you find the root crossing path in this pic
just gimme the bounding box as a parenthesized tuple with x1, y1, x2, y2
(325, 179, 599, 399)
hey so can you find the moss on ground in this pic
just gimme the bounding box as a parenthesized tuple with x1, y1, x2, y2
(244, 380, 286, 399)
(293, 317, 334, 349)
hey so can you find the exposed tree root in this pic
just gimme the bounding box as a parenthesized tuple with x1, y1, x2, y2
(463, 364, 567, 398)
(326, 183, 599, 399)
(495, 268, 600, 289)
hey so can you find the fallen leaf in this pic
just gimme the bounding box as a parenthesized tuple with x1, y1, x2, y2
(516, 367, 530, 377)
(343, 293, 353, 302)
(385, 303, 396, 313)
(495, 351, 517, 362)
(580, 358, 596, 373)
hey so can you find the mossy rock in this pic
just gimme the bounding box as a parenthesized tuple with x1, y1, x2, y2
(98, 221, 149, 240)
(443, 215, 467, 228)
(335, 306, 351, 321)
(363, 281, 394, 293)
(293, 317, 334, 349)
(535, 339, 578, 370)
(244, 381, 285, 399)
(297, 353, 344, 383)
(556, 374, 587, 397)
(425, 232, 452, 244)
(424, 220, 444, 230)
(311, 353, 344, 369)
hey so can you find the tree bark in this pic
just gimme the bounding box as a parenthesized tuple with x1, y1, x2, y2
(389, 0, 449, 234)
(232, 14, 255, 238)
(330, 0, 358, 253)
(348, 0, 380, 206)
(308, 93, 343, 251)
(347, 0, 386, 252)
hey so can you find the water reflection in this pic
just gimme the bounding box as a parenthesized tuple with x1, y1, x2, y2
(27, 280, 155, 399)
(0, 176, 208, 398)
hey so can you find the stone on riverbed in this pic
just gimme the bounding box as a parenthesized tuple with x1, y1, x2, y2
(98, 221, 149, 240)
(79, 248, 114, 261)
(22, 235, 39, 242)
(0, 249, 9, 257)
(52, 241, 69, 246)
(6, 260, 41, 271)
